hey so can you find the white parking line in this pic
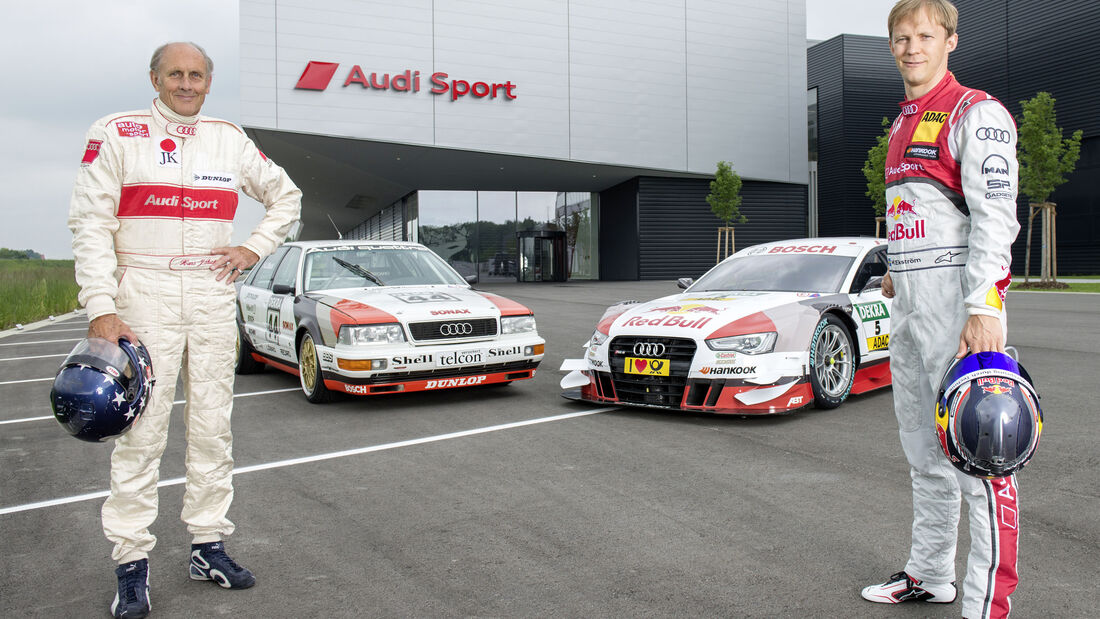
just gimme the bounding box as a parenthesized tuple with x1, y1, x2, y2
(0, 387, 302, 426)
(0, 338, 81, 347)
(0, 377, 53, 386)
(0, 407, 616, 515)
(0, 353, 68, 362)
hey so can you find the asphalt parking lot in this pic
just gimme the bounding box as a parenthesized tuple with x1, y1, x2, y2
(1, 283, 1097, 618)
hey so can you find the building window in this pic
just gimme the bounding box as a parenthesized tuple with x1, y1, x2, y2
(418, 190, 478, 280)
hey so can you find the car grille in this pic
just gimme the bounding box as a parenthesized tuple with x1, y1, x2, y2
(408, 318, 497, 341)
(608, 336, 697, 407)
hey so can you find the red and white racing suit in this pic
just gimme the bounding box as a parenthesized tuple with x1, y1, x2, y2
(885, 73, 1021, 618)
(69, 99, 301, 563)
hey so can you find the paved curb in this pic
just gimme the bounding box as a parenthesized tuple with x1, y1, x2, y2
(0, 310, 84, 339)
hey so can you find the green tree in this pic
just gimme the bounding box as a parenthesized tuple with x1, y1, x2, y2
(1016, 92, 1082, 284)
(706, 161, 745, 227)
(862, 117, 892, 219)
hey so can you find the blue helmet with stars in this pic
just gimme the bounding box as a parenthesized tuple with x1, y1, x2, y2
(50, 337, 154, 442)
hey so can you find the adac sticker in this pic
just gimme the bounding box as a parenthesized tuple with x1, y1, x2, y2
(911, 110, 947, 143)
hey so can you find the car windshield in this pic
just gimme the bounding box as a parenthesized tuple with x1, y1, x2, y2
(303, 246, 468, 292)
(689, 253, 855, 293)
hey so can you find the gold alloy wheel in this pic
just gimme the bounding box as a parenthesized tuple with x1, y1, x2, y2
(300, 335, 318, 393)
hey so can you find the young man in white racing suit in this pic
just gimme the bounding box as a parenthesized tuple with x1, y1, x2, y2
(860, 2, 1022, 618)
(69, 42, 301, 618)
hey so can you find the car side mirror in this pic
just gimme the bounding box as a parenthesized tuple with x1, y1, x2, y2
(677, 277, 693, 290)
(272, 283, 294, 295)
(861, 276, 884, 292)
(464, 274, 479, 285)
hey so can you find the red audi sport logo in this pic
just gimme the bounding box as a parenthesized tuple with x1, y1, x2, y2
(294, 61, 517, 101)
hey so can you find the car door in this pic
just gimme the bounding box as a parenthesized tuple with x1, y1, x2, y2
(239, 246, 288, 359)
(267, 246, 302, 362)
(850, 247, 891, 359)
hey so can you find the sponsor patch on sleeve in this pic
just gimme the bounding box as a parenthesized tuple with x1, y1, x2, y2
(81, 139, 103, 166)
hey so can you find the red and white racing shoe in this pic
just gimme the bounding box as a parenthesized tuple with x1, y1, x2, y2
(861, 571, 956, 604)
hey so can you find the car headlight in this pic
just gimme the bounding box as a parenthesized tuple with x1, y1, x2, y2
(501, 315, 537, 334)
(705, 332, 777, 354)
(588, 330, 608, 347)
(338, 323, 406, 345)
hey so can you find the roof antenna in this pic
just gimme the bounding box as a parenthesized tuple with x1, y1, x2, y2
(327, 214, 343, 240)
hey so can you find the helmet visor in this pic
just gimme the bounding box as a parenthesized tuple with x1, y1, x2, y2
(60, 338, 134, 380)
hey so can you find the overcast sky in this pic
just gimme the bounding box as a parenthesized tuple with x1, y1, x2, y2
(1, 0, 893, 259)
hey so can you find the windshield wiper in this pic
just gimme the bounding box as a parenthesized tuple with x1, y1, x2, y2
(333, 257, 385, 286)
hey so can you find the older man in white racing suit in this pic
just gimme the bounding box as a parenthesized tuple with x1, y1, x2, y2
(69, 41, 301, 618)
(860, 2, 1022, 619)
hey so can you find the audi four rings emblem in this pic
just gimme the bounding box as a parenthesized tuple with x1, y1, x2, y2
(439, 322, 474, 336)
(633, 342, 666, 357)
(975, 127, 1011, 143)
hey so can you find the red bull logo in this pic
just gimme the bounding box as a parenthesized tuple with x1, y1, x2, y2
(977, 377, 1014, 395)
(888, 196, 918, 220)
(888, 220, 926, 241)
(647, 304, 720, 315)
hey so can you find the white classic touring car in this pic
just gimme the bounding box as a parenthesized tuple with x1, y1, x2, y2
(236, 241, 544, 402)
(560, 238, 893, 414)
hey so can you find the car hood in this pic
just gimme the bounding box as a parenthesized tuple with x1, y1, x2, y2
(604, 290, 831, 341)
(306, 285, 529, 323)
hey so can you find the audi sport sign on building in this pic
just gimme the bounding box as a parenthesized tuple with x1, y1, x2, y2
(238, 0, 812, 281)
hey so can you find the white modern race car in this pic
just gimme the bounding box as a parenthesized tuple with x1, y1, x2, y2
(236, 240, 544, 402)
(560, 237, 892, 415)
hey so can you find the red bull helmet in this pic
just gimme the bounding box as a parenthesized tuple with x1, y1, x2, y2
(935, 351, 1042, 478)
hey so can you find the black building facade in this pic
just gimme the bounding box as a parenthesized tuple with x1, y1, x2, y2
(598, 178, 808, 281)
(809, 2, 1100, 274)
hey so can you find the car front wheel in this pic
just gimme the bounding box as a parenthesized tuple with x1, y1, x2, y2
(298, 332, 336, 404)
(809, 314, 855, 409)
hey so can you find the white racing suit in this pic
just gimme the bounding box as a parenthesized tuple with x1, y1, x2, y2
(885, 73, 1022, 619)
(69, 99, 301, 564)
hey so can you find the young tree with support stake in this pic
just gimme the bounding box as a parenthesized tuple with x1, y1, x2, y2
(706, 161, 746, 262)
(862, 117, 891, 236)
(1016, 91, 1082, 287)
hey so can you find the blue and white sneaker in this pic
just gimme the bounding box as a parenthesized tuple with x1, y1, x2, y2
(861, 571, 956, 604)
(189, 542, 255, 589)
(111, 559, 151, 618)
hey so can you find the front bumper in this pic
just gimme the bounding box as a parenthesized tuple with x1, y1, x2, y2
(320, 335, 544, 395)
(559, 363, 812, 415)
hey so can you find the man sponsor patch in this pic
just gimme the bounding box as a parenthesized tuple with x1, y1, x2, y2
(116, 121, 150, 138)
(905, 144, 940, 160)
(81, 139, 102, 165)
(911, 110, 948, 143)
(981, 154, 1010, 177)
